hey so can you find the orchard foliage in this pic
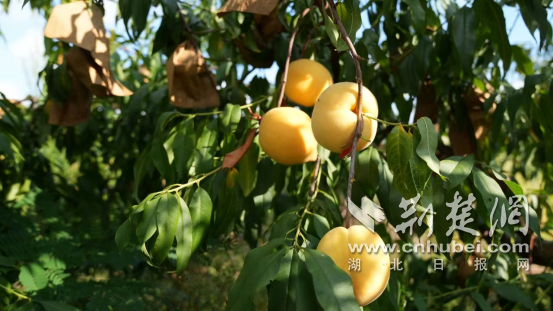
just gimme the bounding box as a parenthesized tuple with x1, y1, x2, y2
(1, 0, 553, 310)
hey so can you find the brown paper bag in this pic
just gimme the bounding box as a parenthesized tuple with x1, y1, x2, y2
(167, 42, 220, 109)
(48, 70, 93, 127)
(218, 0, 279, 16)
(44, 2, 132, 97)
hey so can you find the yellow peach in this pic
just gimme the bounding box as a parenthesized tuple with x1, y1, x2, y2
(259, 107, 318, 165)
(284, 59, 333, 107)
(311, 82, 379, 153)
(317, 225, 390, 306)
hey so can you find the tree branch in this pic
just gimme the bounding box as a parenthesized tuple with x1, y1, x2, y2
(327, 0, 364, 228)
(277, 7, 311, 107)
(178, 5, 198, 50)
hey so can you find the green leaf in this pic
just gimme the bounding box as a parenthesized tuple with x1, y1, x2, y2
(322, 0, 348, 51)
(304, 249, 359, 310)
(416, 117, 441, 176)
(238, 143, 259, 197)
(470, 292, 492, 311)
(511, 45, 534, 75)
(337, 0, 362, 46)
(450, 7, 476, 75)
(151, 193, 180, 265)
(412, 293, 427, 311)
(195, 119, 219, 174)
(356, 147, 381, 198)
(471, 168, 513, 237)
(312, 213, 330, 238)
(176, 195, 193, 274)
(410, 129, 431, 194)
(518, 0, 549, 49)
(402, 0, 426, 32)
(491, 283, 536, 309)
(19, 263, 48, 291)
(432, 177, 451, 256)
(386, 125, 417, 199)
(269, 250, 318, 311)
(132, 0, 152, 39)
(228, 239, 287, 311)
(268, 250, 294, 310)
(152, 112, 176, 183)
(270, 211, 299, 240)
(133, 145, 152, 201)
(37, 301, 79, 311)
(501, 180, 541, 240)
(115, 218, 133, 252)
(473, 0, 511, 73)
(189, 187, 213, 253)
(173, 118, 196, 179)
(440, 155, 474, 190)
(221, 104, 242, 134)
(136, 196, 162, 245)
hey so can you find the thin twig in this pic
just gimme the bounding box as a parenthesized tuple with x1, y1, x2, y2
(300, 21, 324, 57)
(363, 114, 417, 127)
(294, 157, 323, 249)
(0, 284, 31, 301)
(328, 0, 363, 228)
(167, 166, 223, 193)
(178, 5, 197, 50)
(277, 7, 311, 107)
(175, 94, 271, 118)
(309, 156, 322, 197)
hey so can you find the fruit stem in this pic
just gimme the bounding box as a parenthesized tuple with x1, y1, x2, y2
(327, 0, 363, 228)
(294, 156, 322, 249)
(175, 95, 270, 118)
(362, 114, 417, 127)
(166, 166, 223, 193)
(277, 7, 311, 107)
(0, 284, 31, 301)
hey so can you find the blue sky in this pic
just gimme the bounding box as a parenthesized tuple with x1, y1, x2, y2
(0, 0, 542, 101)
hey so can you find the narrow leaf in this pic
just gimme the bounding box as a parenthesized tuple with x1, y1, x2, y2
(304, 249, 359, 310)
(115, 218, 133, 252)
(176, 195, 193, 274)
(416, 117, 441, 175)
(451, 7, 476, 74)
(173, 118, 196, 179)
(151, 192, 181, 265)
(440, 155, 474, 190)
(195, 119, 218, 174)
(136, 196, 162, 245)
(221, 104, 242, 134)
(386, 125, 417, 199)
(37, 301, 79, 311)
(189, 187, 213, 252)
(238, 142, 259, 197)
(474, 0, 511, 73)
(491, 283, 536, 309)
(228, 239, 287, 311)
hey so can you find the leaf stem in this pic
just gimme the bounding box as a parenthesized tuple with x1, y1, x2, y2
(429, 285, 480, 299)
(536, 284, 552, 305)
(166, 166, 223, 193)
(175, 97, 269, 118)
(327, 0, 363, 228)
(277, 7, 311, 107)
(294, 156, 322, 249)
(0, 284, 31, 301)
(362, 114, 417, 127)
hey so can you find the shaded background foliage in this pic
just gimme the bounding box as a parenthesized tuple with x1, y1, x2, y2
(1, 0, 553, 310)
